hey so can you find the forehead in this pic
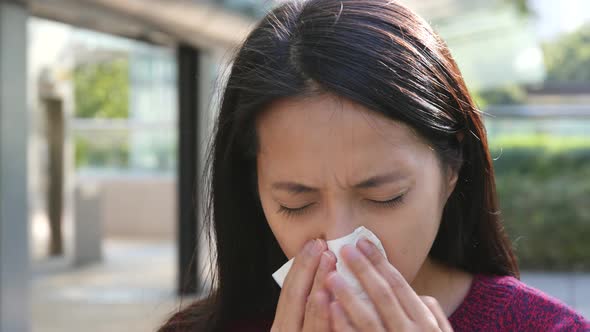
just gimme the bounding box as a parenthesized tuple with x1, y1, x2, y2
(255, 93, 433, 180)
(257, 93, 425, 152)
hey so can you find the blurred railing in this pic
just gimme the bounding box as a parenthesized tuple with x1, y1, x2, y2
(484, 104, 590, 140)
(72, 119, 177, 175)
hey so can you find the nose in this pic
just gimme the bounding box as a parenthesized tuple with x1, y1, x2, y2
(320, 206, 359, 241)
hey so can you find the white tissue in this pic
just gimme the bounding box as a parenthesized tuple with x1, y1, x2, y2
(271, 226, 387, 300)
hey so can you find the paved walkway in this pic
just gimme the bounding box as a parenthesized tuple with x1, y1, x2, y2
(32, 239, 196, 332)
(31, 240, 589, 331)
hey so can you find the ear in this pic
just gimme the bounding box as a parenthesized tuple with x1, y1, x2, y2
(444, 163, 460, 200)
(445, 131, 464, 199)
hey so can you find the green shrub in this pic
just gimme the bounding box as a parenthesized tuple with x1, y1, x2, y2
(74, 133, 130, 170)
(491, 139, 590, 271)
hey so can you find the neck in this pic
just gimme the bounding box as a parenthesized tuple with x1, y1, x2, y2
(410, 257, 473, 317)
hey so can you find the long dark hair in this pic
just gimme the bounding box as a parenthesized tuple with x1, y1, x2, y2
(159, 0, 519, 330)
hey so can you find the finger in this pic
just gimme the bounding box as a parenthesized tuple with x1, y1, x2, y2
(302, 252, 335, 330)
(357, 238, 432, 322)
(310, 251, 336, 298)
(330, 301, 356, 332)
(275, 239, 326, 329)
(302, 289, 331, 331)
(325, 271, 385, 332)
(340, 244, 408, 330)
(421, 296, 454, 332)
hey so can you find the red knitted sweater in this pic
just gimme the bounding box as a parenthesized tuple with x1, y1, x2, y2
(226, 274, 589, 331)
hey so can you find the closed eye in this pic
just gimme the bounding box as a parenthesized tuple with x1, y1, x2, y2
(277, 202, 315, 218)
(276, 193, 406, 219)
(368, 193, 405, 208)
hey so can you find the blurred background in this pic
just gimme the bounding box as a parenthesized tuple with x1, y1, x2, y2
(0, 0, 588, 331)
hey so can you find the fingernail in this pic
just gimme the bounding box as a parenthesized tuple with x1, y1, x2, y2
(342, 244, 362, 261)
(307, 239, 323, 255)
(320, 251, 332, 269)
(325, 250, 337, 261)
(304, 239, 315, 253)
(357, 237, 375, 256)
(327, 272, 346, 292)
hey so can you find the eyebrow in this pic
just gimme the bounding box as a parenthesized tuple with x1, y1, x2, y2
(271, 171, 407, 194)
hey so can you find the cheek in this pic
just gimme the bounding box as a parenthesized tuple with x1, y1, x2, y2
(259, 194, 312, 259)
(376, 184, 444, 282)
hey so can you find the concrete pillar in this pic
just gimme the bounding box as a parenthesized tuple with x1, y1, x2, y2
(73, 180, 103, 266)
(0, 2, 30, 332)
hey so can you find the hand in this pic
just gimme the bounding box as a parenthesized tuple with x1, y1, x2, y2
(325, 239, 453, 332)
(271, 239, 337, 332)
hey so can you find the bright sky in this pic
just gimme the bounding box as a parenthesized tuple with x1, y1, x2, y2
(530, 0, 590, 40)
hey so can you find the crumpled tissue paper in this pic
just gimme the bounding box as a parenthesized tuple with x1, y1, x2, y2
(272, 226, 387, 300)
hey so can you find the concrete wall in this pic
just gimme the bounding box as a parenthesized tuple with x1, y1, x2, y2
(76, 175, 176, 240)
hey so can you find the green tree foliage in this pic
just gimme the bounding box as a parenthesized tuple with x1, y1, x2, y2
(474, 84, 527, 107)
(74, 57, 129, 118)
(73, 57, 130, 169)
(543, 24, 590, 82)
(503, 0, 531, 15)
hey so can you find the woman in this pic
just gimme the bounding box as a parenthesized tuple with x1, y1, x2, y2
(159, 0, 589, 331)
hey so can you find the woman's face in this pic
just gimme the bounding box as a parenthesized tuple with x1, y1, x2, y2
(255, 93, 458, 284)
